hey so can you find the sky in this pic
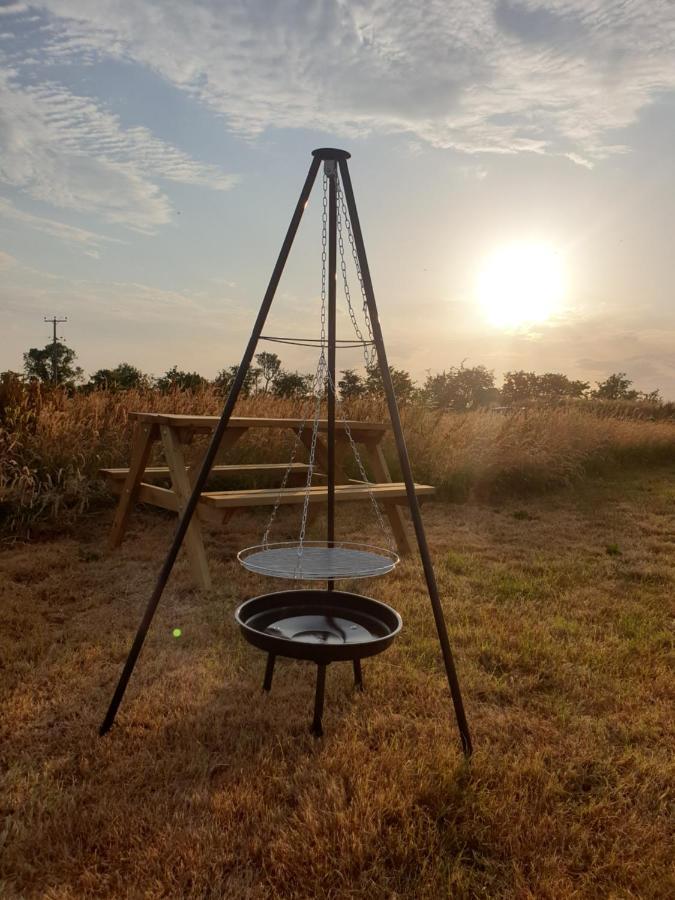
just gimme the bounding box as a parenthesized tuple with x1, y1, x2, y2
(1, 0, 675, 395)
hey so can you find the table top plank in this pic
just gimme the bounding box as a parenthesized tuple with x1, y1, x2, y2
(200, 481, 433, 508)
(127, 412, 388, 433)
(100, 462, 315, 479)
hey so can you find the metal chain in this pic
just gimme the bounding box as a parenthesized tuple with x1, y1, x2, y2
(335, 176, 377, 370)
(319, 171, 327, 348)
(333, 172, 392, 549)
(325, 366, 395, 552)
(261, 169, 393, 558)
(261, 173, 329, 549)
(260, 419, 308, 548)
(297, 361, 325, 555)
(297, 171, 330, 557)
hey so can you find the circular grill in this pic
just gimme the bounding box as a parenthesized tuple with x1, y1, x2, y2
(237, 541, 399, 581)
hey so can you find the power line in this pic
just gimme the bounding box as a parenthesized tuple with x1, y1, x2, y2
(44, 315, 67, 384)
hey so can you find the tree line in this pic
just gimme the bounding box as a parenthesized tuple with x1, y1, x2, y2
(13, 338, 663, 408)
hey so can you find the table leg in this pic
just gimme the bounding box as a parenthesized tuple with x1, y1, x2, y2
(160, 425, 212, 591)
(364, 440, 413, 555)
(334, 435, 352, 484)
(109, 422, 155, 548)
(298, 431, 329, 477)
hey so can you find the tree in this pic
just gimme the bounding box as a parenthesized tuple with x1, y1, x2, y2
(155, 366, 206, 393)
(591, 372, 639, 401)
(273, 371, 312, 398)
(23, 340, 83, 387)
(639, 388, 662, 404)
(365, 364, 417, 403)
(422, 364, 497, 411)
(501, 370, 589, 405)
(537, 372, 589, 401)
(338, 369, 366, 400)
(255, 352, 282, 393)
(88, 362, 149, 391)
(214, 365, 261, 396)
(501, 370, 540, 405)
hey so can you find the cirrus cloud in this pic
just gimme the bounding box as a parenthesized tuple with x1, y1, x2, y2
(9, 0, 675, 163)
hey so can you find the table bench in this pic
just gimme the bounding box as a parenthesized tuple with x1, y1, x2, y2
(102, 412, 434, 589)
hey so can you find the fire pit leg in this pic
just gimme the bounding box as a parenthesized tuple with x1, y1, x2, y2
(311, 663, 327, 737)
(262, 653, 276, 692)
(353, 659, 364, 691)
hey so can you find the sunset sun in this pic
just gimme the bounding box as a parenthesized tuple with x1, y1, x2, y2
(476, 243, 565, 329)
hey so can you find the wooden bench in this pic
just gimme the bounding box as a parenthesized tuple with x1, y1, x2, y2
(101, 463, 315, 482)
(200, 482, 433, 508)
(103, 413, 432, 589)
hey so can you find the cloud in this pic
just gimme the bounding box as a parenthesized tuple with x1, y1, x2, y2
(6, 0, 673, 163)
(0, 67, 237, 231)
(0, 248, 16, 269)
(0, 195, 125, 255)
(0, 3, 28, 15)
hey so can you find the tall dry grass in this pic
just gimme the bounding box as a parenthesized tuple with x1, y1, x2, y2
(2, 379, 675, 535)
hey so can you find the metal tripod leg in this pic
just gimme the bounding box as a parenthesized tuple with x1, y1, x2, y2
(262, 654, 276, 692)
(311, 664, 327, 737)
(98, 155, 321, 736)
(338, 157, 473, 757)
(353, 659, 363, 691)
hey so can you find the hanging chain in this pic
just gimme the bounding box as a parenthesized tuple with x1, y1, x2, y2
(297, 368, 324, 554)
(260, 421, 306, 548)
(297, 171, 330, 559)
(325, 367, 395, 552)
(261, 173, 329, 550)
(260, 168, 394, 559)
(320, 171, 327, 347)
(333, 172, 393, 550)
(336, 176, 377, 371)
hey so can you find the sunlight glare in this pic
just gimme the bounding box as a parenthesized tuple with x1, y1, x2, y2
(476, 243, 565, 329)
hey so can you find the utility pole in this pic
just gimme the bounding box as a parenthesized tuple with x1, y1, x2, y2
(44, 316, 67, 385)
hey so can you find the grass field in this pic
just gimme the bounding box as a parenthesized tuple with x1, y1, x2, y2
(1, 465, 673, 898)
(4, 383, 675, 537)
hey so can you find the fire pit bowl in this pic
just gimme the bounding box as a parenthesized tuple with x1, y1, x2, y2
(235, 589, 402, 735)
(235, 589, 402, 664)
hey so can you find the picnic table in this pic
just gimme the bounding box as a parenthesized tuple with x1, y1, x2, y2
(101, 412, 434, 589)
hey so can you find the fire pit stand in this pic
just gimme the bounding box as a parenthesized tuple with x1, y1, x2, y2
(99, 148, 473, 758)
(236, 589, 402, 735)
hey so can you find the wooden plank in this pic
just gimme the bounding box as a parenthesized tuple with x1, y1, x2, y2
(200, 482, 434, 509)
(136, 483, 179, 511)
(160, 425, 212, 591)
(100, 462, 313, 481)
(108, 422, 155, 548)
(299, 431, 329, 477)
(364, 440, 413, 556)
(128, 412, 388, 433)
(108, 481, 222, 526)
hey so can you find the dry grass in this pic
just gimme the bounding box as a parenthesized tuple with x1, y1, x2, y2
(1, 466, 673, 898)
(3, 383, 675, 535)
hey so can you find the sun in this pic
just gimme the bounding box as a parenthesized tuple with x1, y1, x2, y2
(476, 242, 565, 329)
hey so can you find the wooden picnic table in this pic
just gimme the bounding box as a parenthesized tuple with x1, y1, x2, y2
(102, 412, 434, 589)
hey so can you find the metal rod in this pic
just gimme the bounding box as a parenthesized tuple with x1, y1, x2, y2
(99, 156, 321, 736)
(338, 158, 473, 757)
(353, 658, 363, 691)
(311, 664, 327, 737)
(327, 163, 337, 591)
(262, 653, 276, 692)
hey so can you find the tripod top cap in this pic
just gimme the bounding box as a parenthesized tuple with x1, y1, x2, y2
(312, 147, 351, 161)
